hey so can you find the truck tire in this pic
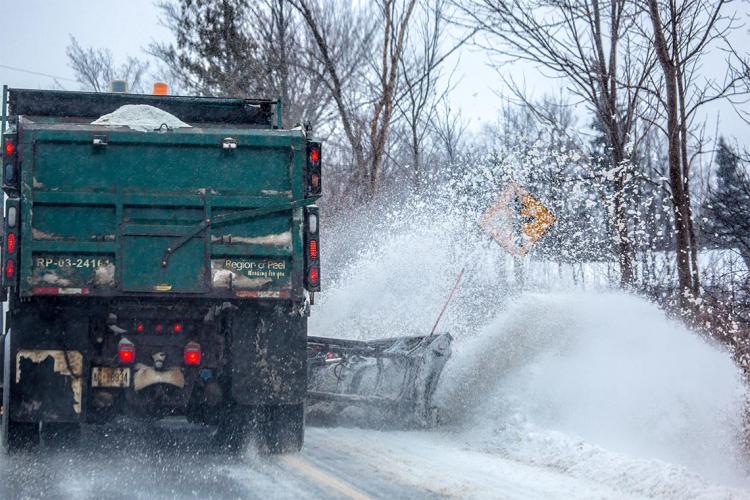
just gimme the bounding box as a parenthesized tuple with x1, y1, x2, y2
(213, 405, 255, 454)
(4, 420, 40, 452)
(259, 403, 304, 454)
(41, 422, 81, 449)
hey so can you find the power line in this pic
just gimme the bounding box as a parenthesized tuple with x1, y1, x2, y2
(0, 64, 78, 83)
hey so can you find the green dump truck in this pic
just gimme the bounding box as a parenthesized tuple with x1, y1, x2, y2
(0, 87, 322, 453)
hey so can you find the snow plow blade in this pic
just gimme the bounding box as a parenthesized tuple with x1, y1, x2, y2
(306, 333, 452, 428)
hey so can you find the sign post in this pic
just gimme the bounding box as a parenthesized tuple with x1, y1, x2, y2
(429, 182, 557, 333)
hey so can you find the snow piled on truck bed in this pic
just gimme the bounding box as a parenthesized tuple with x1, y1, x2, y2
(91, 104, 191, 132)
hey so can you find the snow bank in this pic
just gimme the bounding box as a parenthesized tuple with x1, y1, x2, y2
(435, 292, 750, 491)
(91, 105, 191, 132)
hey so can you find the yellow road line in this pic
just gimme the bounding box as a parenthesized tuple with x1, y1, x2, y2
(280, 454, 371, 500)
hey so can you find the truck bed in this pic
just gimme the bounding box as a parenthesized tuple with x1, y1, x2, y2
(16, 118, 310, 298)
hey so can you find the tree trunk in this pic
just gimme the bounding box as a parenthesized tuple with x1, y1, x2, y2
(291, 0, 368, 192)
(593, 0, 634, 288)
(676, 67, 701, 296)
(412, 122, 421, 189)
(647, 0, 694, 308)
(276, 0, 290, 127)
(612, 163, 635, 287)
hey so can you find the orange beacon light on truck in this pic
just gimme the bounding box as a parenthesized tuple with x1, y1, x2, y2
(153, 82, 169, 95)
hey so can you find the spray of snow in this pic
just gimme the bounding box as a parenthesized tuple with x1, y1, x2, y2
(311, 183, 750, 495)
(436, 292, 749, 493)
(91, 105, 191, 132)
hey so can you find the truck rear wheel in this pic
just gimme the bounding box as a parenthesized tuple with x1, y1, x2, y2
(213, 405, 255, 453)
(259, 403, 304, 454)
(4, 420, 40, 452)
(41, 422, 81, 449)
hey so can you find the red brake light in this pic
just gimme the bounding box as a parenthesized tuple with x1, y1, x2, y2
(306, 142, 322, 197)
(309, 266, 319, 285)
(6, 232, 15, 253)
(5, 259, 15, 279)
(136, 323, 145, 333)
(309, 146, 320, 163)
(4, 141, 14, 157)
(173, 323, 183, 333)
(184, 341, 201, 366)
(118, 339, 135, 364)
(308, 239, 318, 261)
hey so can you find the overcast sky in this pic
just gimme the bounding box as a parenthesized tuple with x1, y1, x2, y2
(1, 0, 748, 142)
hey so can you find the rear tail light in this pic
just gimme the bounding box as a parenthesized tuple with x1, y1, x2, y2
(3, 134, 18, 192)
(184, 341, 201, 366)
(305, 206, 321, 292)
(2, 199, 19, 289)
(309, 145, 320, 163)
(306, 141, 322, 197)
(173, 323, 183, 333)
(4, 259, 14, 280)
(308, 266, 319, 286)
(6, 232, 15, 253)
(135, 323, 145, 333)
(118, 338, 136, 364)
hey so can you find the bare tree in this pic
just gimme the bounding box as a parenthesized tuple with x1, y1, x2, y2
(431, 97, 467, 165)
(292, 0, 421, 199)
(395, 0, 453, 189)
(250, 0, 335, 127)
(458, 0, 657, 287)
(367, 0, 420, 196)
(644, 0, 743, 305)
(66, 36, 149, 93)
(288, 0, 375, 197)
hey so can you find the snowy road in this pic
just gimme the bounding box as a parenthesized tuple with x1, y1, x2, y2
(2, 294, 750, 499)
(0, 420, 651, 500)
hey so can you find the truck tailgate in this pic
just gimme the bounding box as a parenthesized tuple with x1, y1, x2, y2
(20, 125, 307, 298)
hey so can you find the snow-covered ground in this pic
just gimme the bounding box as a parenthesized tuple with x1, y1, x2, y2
(308, 425, 749, 499)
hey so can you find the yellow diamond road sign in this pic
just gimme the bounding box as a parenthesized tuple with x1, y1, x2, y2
(479, 182, 557, 256)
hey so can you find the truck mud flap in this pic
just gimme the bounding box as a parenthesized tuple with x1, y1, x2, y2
(11, 349, 83, 422)
(306, 333, 452, 428)
(229, 306, 307, 405)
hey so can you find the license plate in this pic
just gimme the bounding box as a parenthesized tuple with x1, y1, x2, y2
(92, 367, 130, 388)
